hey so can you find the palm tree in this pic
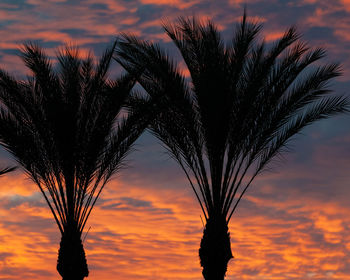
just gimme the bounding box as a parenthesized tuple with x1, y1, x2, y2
(0, 42, 148, 280)
(115, 13, 349, 280)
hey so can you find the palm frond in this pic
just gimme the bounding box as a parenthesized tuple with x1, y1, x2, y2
(0, 165, 17, 176)
(116, 15, 349, 222)
(0, 41, 147, 236)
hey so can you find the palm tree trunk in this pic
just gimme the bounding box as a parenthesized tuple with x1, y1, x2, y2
(199, 216, 233, 280)
(57, 226, 89, 280)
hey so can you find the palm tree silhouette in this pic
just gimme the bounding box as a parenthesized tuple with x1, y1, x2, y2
(115, 14, 349, 280)
(0, 42, 148, 280)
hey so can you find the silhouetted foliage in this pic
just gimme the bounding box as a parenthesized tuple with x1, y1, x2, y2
(0, 165, 16, 176)
(115, 13, 349, 280)
(0, 42, 148, 280)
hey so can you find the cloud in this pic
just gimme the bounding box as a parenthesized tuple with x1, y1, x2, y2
(0, 0, 350, 279)
(2, 147, 350, 280)
(139, 0, 200, 9)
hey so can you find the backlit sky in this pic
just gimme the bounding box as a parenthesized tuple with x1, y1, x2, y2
(0, 0, 350, 279)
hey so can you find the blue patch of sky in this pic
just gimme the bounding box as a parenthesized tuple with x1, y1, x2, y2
(304, 26, 335, 41)
(36, 12, 54, 21)
(136, 4, 161, 20)
(142, 26, 162, 35)
(0, 0, 33, 9)
(331, 9, 349, 19)
(82, 40, 116, 55)
(28, 40, 62, 49)
(89, 3, 109, 10)
(285, 116, 346, 164)
(94, 11, 111, 18)
(0, 49, 18, 56)
(60, 28, 89, 37)
(334, 80, 350, 95)
(247, 1, 315, 27)
(0, 20, 16, 28)
(122, 131, 186, 186)
(307, 115, 350, 140)
(0, 146, 16, 163)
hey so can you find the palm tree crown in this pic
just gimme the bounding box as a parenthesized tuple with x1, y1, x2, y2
(0, 42, 147, 279)
(115, 14, 349, 280)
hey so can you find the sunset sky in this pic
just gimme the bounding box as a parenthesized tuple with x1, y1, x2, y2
(0, 0, 350, 279)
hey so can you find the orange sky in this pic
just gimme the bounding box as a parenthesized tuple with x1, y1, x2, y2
(1, 0, 350, 279)
(1, 131, 350, 279)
